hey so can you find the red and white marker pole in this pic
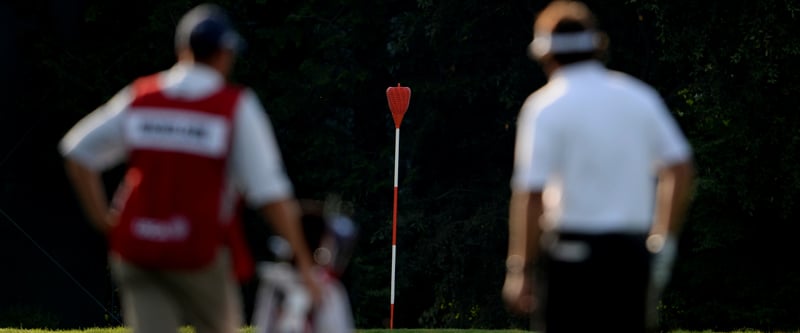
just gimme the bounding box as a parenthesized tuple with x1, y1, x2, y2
(386, 84, 410, 330)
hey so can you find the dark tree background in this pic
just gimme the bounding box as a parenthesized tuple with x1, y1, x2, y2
(0, 0, 798, 330)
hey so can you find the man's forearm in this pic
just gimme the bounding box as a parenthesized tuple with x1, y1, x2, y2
(508, 191, 544, 266)
(260, 198, 322, 304)
(260, 198, 314, 269)
(653, 160, 695, 236)
(64, 159, 111, 233)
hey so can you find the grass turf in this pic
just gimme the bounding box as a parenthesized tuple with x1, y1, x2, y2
(0, 329, 783, 333)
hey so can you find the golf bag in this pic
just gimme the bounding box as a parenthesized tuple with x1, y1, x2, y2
(252, 199, 357, 333)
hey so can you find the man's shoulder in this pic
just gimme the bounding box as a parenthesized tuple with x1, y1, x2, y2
(523, 81, 567, 112)
(606, 70, 663, 101)
(131, 73, 164, 98)
(217, 83, 249, 102)
(519, 88, 567, 128)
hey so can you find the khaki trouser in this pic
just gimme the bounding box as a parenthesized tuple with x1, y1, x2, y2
(110, 249, 242, 333)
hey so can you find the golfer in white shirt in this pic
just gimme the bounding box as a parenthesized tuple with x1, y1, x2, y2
(502, 2, 694, 332)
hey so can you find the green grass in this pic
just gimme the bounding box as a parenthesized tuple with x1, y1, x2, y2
(0, 327, 527, 333)
(0, 329, 786, 333)
(360, 330, 531, 333)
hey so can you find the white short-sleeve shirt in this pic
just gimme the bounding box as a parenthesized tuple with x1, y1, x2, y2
(59, 62, 294, 208)
(511, 61, 692, 233)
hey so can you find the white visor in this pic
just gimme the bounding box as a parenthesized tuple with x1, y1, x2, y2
(529, 31, 600, 58)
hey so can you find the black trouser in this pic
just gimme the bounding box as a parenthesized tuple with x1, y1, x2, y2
(534, 232, 651, 333)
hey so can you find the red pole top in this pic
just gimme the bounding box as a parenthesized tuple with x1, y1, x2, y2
(386, 84, 411, 129)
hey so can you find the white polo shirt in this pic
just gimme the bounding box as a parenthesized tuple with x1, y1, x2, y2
(511, 61, 691, 234)
(59, 62, 293, 207)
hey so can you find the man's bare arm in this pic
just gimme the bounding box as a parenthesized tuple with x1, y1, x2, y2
(651, 160, 695, 239)
(503, 191, 544, 314)
(260, 198, 321, 302)
(260, 199, 313, 267)
(64, 159, 112, 234)
(508, 191, 544, 266)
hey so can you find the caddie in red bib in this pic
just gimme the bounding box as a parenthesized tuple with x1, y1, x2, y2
(59, 4, 321, 333)
(112, 74, 242, 270)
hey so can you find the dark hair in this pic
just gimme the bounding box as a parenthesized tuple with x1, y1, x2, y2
(550, 19, 599, 65)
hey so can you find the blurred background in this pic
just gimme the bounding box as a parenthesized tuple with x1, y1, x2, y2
(1, 0, 799, 331)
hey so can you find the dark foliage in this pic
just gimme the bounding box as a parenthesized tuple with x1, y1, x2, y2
(0, 0, 798, 330)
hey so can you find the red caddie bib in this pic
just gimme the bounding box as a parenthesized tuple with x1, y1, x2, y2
(110, 74, 243, 270)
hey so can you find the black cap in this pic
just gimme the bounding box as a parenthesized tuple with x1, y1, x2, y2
(174, 4, 245, 59)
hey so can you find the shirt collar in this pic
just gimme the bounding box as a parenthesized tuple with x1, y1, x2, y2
(550, 60, 606, 81)
(160, 61, 225, 98)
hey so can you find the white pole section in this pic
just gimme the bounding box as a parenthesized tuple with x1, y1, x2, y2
(390, 127, 400, 329)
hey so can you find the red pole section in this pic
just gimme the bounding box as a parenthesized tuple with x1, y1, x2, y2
(386, 84, 410, 330)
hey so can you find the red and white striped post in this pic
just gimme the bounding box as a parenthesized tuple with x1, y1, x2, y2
(386, 84, 410, 330)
